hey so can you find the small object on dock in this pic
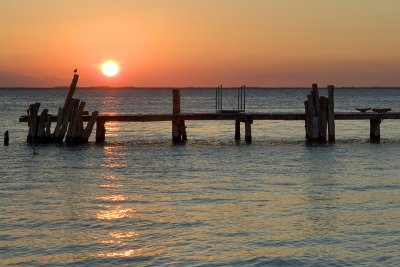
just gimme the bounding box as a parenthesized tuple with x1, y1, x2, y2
(355, 108, 371, 112)
(372, 108, 391, 113)
(4, 130, 9, 146)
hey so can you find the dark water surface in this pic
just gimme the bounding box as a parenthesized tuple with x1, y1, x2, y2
(1, 88, 400, 266)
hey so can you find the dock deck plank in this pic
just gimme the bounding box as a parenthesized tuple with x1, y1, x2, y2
(19, 112, 400, 123)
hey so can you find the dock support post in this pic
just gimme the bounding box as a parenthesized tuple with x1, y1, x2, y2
(327, 85, 335, 142)
(245, 120, 252, 144)
(27, 103, 41, 144)
(172, 89, 187, 143)
(4, 130, 9, 146)
(96, 120, 106, 143)
(370, 119, 381, 142)
(319, 96, 328, 142)
(235, 120, 241, 140)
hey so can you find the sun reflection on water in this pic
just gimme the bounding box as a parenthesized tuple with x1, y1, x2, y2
(101, 231, 139, 245)
(96, 205, 134, 220)
(97, 195, 128, 202)
(99, 184, 123, 188)
(98, 248, 144, 258)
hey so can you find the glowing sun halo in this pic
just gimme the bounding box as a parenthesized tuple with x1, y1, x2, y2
(101, 61, 120, 77)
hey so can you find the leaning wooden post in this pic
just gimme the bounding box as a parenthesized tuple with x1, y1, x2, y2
(96, 120, 106, 143)
(327, 85, 335, 142)
(4, 130, 9, 146)
(81, 111, 99, 143)
(245, 119, 252, 144)
(53, 73, 79, 141)
(235, 120, 241, 140)
(370, 118, 381, 142)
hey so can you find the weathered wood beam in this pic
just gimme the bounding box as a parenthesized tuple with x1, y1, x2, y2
(53, 73, 79, 141)
(327, 85, 335, 142)
(319, 96, 328, 141)
(81, 111, 99, 143)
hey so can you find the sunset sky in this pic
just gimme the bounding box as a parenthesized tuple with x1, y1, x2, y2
(1, 0, 400, 87)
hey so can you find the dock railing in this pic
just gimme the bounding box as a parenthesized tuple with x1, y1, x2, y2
(216, 85, 246, 113)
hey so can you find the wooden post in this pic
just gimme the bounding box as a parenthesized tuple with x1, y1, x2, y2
(235, 120, 241, 140)
(327, 85, 335, 142)
(370, 119, 381, 142)
(4, 130, 9, 146)
(172, 89, 187, 143)
(304, 95, 314, 139)
(319, 96, 328, 141)
(45, 114, 52, 143)
(304, 101, 308, 138)
(96, 120, 106, 143)
(172, 90, 180, 143)
(306, 94, 318, 140)
(65, 99, 80, 144)
(54, 73, 79, 141)
(37, 109, 49, 143)
(180, 122, 187, 141)
(245, 119, 252, 144)
(57, 100, 75, 143)
(81, 111, 99, 143)
(312, 84, 321, 119)
(71, 100, 86, 143)
(27, 103, 40, 144)
(63, 73, 79, 110)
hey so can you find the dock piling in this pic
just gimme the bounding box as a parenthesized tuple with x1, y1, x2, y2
(370, 119, 381, 142)
(96, 120, 106, 143)
(27, 103, 40, 144)
(172, 90, 187, 143)
(245, 120, 252, 144)
(327, 85, 335, 142)
(235, 120, 241, 140)
(4, 130, 9, 146)
(319, 96, 328, 142)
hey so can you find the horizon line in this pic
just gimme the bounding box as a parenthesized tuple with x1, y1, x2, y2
(1, 86, 400, 90)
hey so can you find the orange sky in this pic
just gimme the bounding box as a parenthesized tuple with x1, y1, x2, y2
(1, 0, 400, 87)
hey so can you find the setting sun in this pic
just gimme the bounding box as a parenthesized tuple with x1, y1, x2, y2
(101, 61, 120, 77)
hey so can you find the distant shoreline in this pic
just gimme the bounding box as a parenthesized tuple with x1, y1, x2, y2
(1, 86, 400, 90)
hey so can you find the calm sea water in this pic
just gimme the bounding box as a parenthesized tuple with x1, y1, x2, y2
(1, 88, 400, 266)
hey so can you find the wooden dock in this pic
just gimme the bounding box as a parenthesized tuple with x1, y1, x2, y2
(18, 74, 399, 144)
(19, 111, 400, 123)
(19, 111, 400, 143)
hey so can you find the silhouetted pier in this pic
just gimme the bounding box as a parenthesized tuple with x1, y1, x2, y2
(19, 73, 398, 144)
(20, 106, 400, 144)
